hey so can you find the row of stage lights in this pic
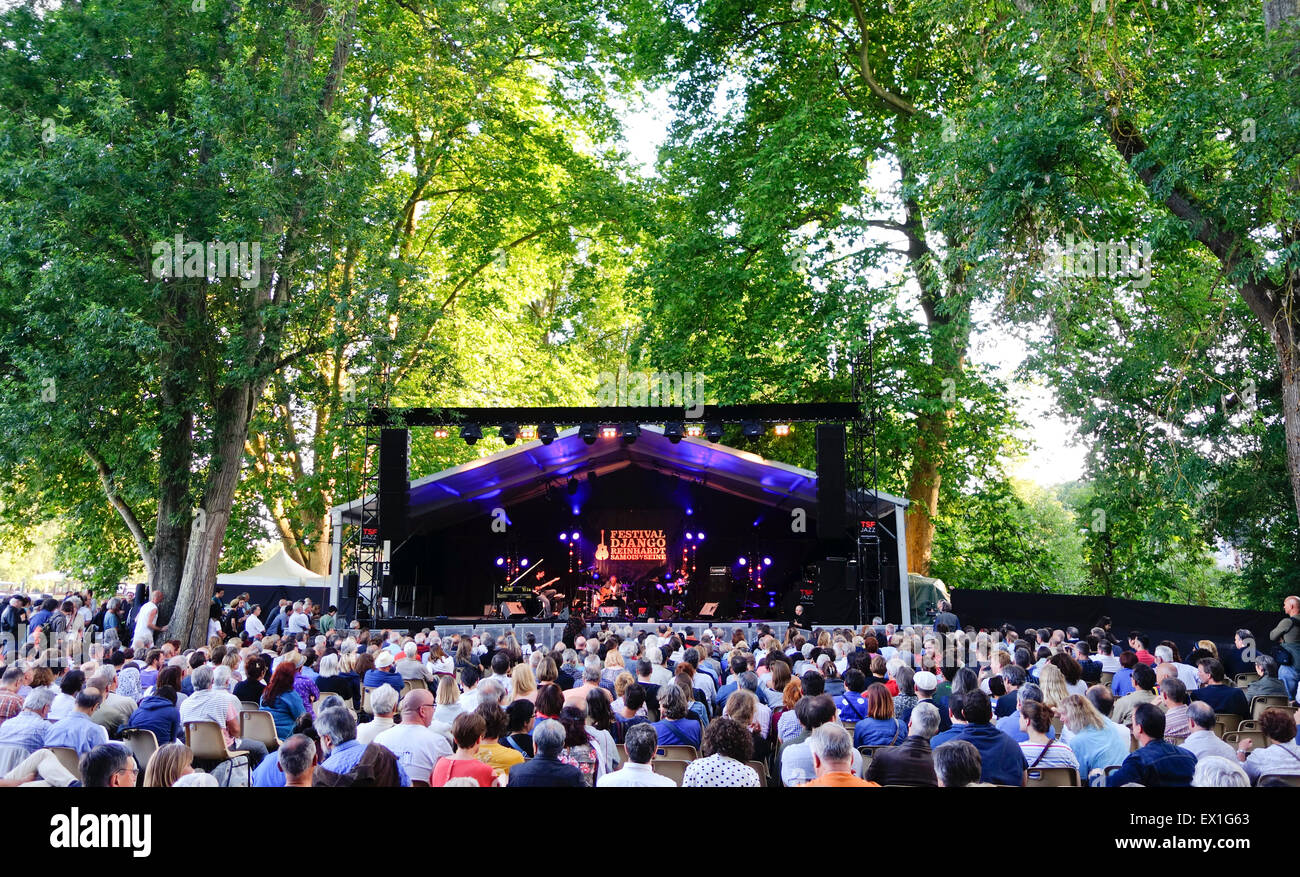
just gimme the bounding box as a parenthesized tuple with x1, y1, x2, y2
(435, 421, 792, 447)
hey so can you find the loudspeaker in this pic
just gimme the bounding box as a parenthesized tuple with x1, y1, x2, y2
(819, 556, 851, 590)
(816, 424, 847, 542)
(341, 573, 359, 600)
(378, 428, 410, 544)
(500, 601, 526, 619)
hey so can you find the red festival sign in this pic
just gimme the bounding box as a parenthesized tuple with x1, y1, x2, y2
(606, 529, 668, 562)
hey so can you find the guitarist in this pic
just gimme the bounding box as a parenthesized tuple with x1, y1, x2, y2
(533, 569, 562, 619)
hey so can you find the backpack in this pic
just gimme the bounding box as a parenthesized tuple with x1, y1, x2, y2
(312, 743, 403, 787)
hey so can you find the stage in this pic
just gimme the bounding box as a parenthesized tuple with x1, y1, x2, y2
(349, 617, 838, 648)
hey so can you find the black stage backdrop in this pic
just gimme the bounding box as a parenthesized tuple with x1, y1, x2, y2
(952, 588, 1283, 660)
(390, 466, 829, 617)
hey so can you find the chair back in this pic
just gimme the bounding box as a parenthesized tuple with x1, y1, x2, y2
(1216, 713, 1243, 735)
(1099, 672, 1114, 687)
(400, 679, 428, 700)
(747, 759, 768, 787)
(185, 720, 233, 761)
(651, 758, 690, 786)
(1224, 729, 1269, 750)
(1234, 672, 1261, 688)
(840, 720, 857, 734)
(1251, 696, 1290, 721)
(240, 701, 260, 712)
(49, 747, 83, 781)
(657, 744, 698, 761)
(120, 727, 160, 777)
(362, 687, 378, 715)
(1257, 773, 1300, 786)
(1026, 766, 1080, 787)
(240, 710, 280, 752)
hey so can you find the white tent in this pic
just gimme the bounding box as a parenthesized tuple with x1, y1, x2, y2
(217, 547, 327, 588)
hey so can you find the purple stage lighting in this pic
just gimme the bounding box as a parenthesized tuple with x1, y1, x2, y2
(685, 533, 693, 540)
(696, 532, 705, 540)
(571, 531, 581, 540)
(559, 533, 568, 542)
(763, 557, 772, 566)
(520, 558, 528, 566)
(685, 507, 693, 516)
(737, 557, 746, 566)
(495, 557, 505, 566)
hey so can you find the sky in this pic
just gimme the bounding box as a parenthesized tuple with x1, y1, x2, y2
(614, 91, 1090, 488)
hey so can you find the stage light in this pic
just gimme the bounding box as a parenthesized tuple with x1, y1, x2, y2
(685, 424, 704, 438)
(538, 423, 558, 445)
(685, 533, 694, 541)
(460, 424, 483, 445)
(495, 557, 505, 566)
(763, 556, 772, 566)
(741, 420, 763, 442)
(664, 421, 684, 443)
(704, 422, 723, 443)
(520, 557, 528, 567)
(559, 532, 568, 542)
(579, 423, 598, 445)
(738, 556, 747, 566)
(696, 532, 705, 540)
(621, 422, 640, 445)
(774, 423, 791, 436)
(499, 422, 518, 445)
(571, 531, 581, 541)
(685, 507, 693, 516)
(571, 505, 580, 515)
(433, 427, 449, 439)
(600, 425, 618, 439)
(567, 476, 578, 495)
(519, 425, 536, 440)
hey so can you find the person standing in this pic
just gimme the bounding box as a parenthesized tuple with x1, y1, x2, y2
(133, 590, 166, 648)
(1269, 596, 1300, 699)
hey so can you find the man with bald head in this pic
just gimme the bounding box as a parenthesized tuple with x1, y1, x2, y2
(373, 687, 451, 785)
(133, 590, 167, 648)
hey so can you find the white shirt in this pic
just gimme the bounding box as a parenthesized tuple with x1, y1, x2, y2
(134, 602, 159, 641)
(374, 721, 452, 783)
(649, 665, 673, 687)
(245, 615, 265, 637)
(287, 612, 310, 635)
(597, 761, 677, 787)
(1180, 729, 1237, 763)
(1171, 662, 1200, 691)
(683, 754, 760, 787)
(356, 715, 395, 746)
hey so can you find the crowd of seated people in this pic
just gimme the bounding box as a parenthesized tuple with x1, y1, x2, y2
(0, 596, 1297, 789)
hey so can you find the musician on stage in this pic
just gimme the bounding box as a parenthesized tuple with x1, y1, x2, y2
(532, 569, 562, 619)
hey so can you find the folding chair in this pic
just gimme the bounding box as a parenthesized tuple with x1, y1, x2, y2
(1099, 672, 1114, 688)
(240, 709, 281, 753)
(651, 758, 690, 786)
(48, 747, 83, 782)
(1026, 766, 1080, 787)
(1234, 672, 1260, 688)
(240, 701, 260, 713)
(616, 743, 627, 764)
(185, 720, 250, 786)
(1257, 773, 1300, 786)
(120, 728, 159, 786)
(362, 687, 378, 716)
(657, 745, 698, 762)
(747, 760, 769, 787)
(840, 720, 857, 735)
(1216, 714, 1243, 735)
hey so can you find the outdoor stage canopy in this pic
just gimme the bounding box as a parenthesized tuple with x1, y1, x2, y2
(329, 426, 913, 623)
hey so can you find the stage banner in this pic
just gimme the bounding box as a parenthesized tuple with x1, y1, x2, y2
(588, 509, 684, 583)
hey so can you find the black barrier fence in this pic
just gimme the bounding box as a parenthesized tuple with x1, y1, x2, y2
(951, 588, 1284, 660)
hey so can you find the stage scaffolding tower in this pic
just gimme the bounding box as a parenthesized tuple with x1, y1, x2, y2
(848, 333, 885, 626)
(342, 334, 393, 624)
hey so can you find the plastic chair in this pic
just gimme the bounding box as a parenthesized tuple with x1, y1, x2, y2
(48, 747, 83, 781)
(1234, 672, 1261, 688)
(1224, 730, 1268, 750)
(616, 743, 627, 764)
(1026, 766, 1080, 787)
(1216, 714, 1243, 735)
(400, 679, 429, 701)
(362, 687, 378, 716)
(840, 720, 857, 735)
(747, 760, 769, 787)
(651, 758, 690, 786)
(120, 728, 159, 786)
(240, 701, 260, 712)
(1257, 773, 1300, 786)
(1099, 672, 1114, 688)
(657, 744, 698, 762)
(240, 709, 281, 753)
(1251, 696, 1290, 721)
(185, 721, 250, 785)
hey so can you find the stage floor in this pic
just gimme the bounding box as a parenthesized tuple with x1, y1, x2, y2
(353, 617, 817, 648)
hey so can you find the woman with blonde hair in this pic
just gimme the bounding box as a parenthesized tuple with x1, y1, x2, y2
(144, 743, 195, 788)
(510, 663, 538, 704)
(601, 649, 625, 686)
(1037, 663, 1070, 709)
(1058, 694, 1129, 780)
(1197, 639, 1219, 658)
(434, 675, 463, 726)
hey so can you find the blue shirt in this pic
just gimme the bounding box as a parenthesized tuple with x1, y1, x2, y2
(1111, 668, 1135, 697)
(940, 723, 1027, 786)
(45, 711, 109, 755)
(1107, 740, 1196, 787)
(262, 691, 306, 740)
(321, 738, 411, 786)
(651, 718, 702, 748)
(1067, 725, 1131, 779)
(252, 754, 287, 787)
(27, 609, 52, 634)
(0, 710, 50, 753)
(363, 669, 404, 693)
(853, 717, 907, 748)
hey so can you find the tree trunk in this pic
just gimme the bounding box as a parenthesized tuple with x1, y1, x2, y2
(905, 413, 944, 575)
(1273, 332, 1300, 532)
(168, 383, 262, 647)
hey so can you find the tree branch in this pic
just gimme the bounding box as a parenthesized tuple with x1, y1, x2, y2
(84, 444, 154, 581)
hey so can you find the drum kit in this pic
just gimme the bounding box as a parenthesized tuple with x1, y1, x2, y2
(573, 571, 691, 617)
